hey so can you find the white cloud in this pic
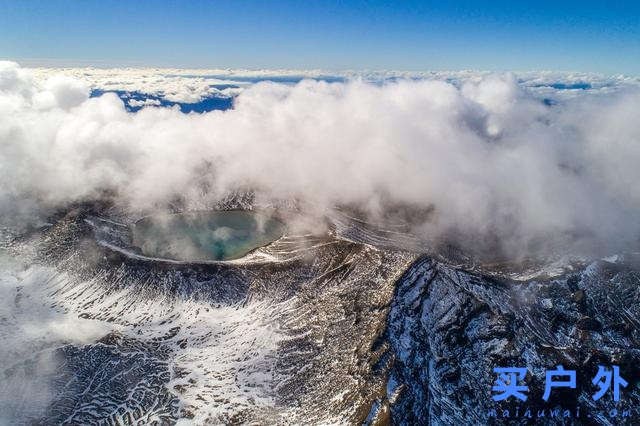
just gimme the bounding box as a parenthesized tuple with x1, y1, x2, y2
(2, 61, 640, 258)
(127, 97, 161, 108)
(23, 65, 640, 105)
(26, 66, 247, 103)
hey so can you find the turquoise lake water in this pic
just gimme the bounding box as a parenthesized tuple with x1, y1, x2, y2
(132, 211, 285, 261)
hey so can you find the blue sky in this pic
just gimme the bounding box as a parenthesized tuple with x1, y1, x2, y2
(1, 0, 639, 74)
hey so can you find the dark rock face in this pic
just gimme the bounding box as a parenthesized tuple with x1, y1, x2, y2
(386, 257, 640, 425)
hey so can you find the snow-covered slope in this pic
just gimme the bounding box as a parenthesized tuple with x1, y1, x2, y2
(2, 202, 639, 425)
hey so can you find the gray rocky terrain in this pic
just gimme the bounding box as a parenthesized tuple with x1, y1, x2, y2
(1, 202, 638, 425)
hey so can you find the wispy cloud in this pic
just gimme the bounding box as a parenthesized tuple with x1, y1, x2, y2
(2, 61, 640, 258)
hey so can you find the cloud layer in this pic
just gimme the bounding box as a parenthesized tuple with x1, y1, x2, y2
(2, 61, 640, 258)
(25, 65, 640, 104)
